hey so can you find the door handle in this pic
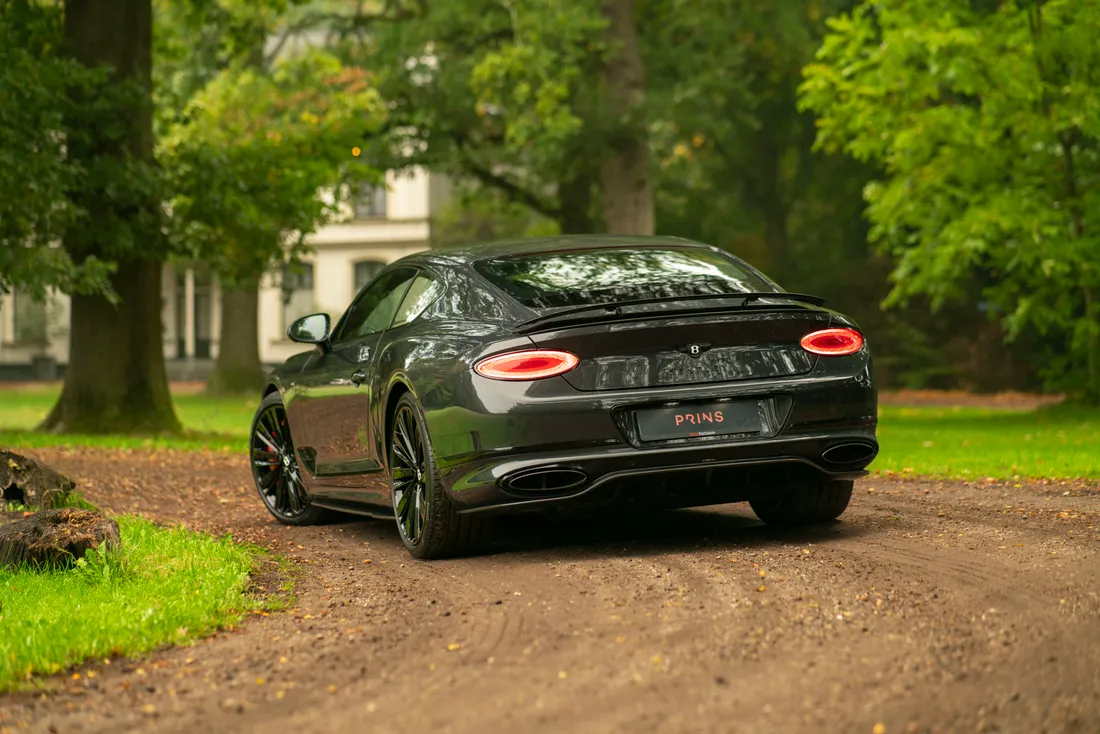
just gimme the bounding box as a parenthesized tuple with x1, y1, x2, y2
(350, 369, 367, 386)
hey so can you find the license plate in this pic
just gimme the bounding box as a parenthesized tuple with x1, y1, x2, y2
(635, 401, 761, 441)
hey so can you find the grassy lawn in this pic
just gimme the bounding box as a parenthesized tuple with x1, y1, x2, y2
(0, 384, 1097, 481)
(0, 514, 271, 692)
(0, 384, 252, 452)
(873, 403, 1100, 481)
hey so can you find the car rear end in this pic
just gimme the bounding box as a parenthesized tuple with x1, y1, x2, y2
(420, 243, 877, 515)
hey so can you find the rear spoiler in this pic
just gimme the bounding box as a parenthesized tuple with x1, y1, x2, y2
(511, 292, 827, 334)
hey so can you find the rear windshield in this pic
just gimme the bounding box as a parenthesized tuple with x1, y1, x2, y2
(473, 247, 776, 310)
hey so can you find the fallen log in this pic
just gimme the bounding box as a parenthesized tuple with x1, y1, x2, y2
(0, 450, 75, 510)
(0, 508, 120, 569)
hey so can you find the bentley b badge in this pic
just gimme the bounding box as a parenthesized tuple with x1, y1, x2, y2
(677, 343, 713, 358)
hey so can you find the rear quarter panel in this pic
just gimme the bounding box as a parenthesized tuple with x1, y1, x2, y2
(370, 319, 534, 465)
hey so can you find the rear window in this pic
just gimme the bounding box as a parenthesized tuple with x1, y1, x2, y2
(473, 247, 776, 309)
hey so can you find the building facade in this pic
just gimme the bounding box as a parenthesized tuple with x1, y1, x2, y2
(0, 167, 450, 379)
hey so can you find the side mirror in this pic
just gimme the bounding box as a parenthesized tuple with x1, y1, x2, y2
(287, 313, 331, 345)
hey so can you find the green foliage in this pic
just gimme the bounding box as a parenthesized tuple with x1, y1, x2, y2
(0, 515, 267, 690)
(466, 0, 607, 175)
(0, 0, 115, 299)
(801, 0, 1100, 400)
(159, 6, 386, 285)
(320, 0, 611, 227)
(873, 403, 1100, 480)
(431, 183, 558, 248)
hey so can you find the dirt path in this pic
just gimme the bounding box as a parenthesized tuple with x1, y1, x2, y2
(1, 449, 1098, 734)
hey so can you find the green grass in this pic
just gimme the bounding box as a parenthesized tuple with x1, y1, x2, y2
(871, 403, 1100, 481)
(1, 384, 1097, 480)
(0, 514, 267, 691)
(0, 384, 253, 452)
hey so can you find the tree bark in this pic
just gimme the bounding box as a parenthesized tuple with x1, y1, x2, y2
(599, 0, 654, 235)
(40, 260, 179, 433)
(207, 278, 267, 396)
(753, 124, 791, 277)
(558, 174, 595, 234)
(1085, 286, 1098, 405)
(39, 0, 179, 434)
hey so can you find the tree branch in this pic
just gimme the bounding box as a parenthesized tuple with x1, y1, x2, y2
(264, 13, 329, 67)
(449, 132, 560, 220)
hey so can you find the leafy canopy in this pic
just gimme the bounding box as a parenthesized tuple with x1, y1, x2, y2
(160, 40, 386, 284)
(800, 0, 1100, 398)
(0, 0, 122, 299)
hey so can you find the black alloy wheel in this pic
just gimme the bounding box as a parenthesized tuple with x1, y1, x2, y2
(390, 403, 429, 547)
(250, 393, 325, 525)
(388, 392, 492, 559)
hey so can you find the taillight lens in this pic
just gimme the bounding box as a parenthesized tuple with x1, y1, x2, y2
(800, 328, 864, 356)
(474, 350, 580, 380)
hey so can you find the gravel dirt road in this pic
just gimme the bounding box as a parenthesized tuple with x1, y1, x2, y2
(1, 448, 1097, 734)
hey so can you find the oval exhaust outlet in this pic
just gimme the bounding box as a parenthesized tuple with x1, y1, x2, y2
(821, 442, 878, 466)
(504, 468, 588, 493)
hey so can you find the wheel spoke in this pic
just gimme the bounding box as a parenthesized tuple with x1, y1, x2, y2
(259, 467, 279, 492)
(255, 427, 279, 454)
(268, 410, 287, 445)
(403, 489, 417, 539)
(253, 449, 279, 468)
(392, 466, 415, 481)
(274, 474, 289, 512)
(286, 473, 301, 514)
(392, 419, 417, 468)
(395, 487, 410, 520)
(396, 411, 418, 467)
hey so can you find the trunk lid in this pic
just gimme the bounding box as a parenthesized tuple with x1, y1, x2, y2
(527, 308, 831, 391)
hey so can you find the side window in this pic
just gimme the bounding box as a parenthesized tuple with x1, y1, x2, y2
(392, 275, 441, 327)
(353, 260, 386, 292)
(334, 268, 416, 343)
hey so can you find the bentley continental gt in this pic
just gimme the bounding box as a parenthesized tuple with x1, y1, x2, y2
(249, 236, 878, 558)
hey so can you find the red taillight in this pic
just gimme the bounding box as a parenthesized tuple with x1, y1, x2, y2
(474, 350, 580, 380)
(800, 328, 864, 356)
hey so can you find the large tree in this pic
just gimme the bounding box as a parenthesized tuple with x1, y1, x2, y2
(40, 0, 180, 433)
(801, 0, 1100, 401)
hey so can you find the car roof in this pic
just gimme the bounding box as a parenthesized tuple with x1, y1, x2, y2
(395, 234, 719, 269)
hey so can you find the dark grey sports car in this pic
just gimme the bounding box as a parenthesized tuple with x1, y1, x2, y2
(250, 235, 878, 558)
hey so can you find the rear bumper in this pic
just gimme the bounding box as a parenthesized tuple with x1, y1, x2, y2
(421, 353, 878, 516)
(443, 429, 876, 515)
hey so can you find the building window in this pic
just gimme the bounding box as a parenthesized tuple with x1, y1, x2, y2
(353, 184, 387, 219)
(282, 263, 315, 329)
(13, 290, 48, 344)
(354, 260, 387, 292)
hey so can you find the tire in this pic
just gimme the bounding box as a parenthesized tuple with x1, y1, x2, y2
(389, 393, 492, 559)
(249, 392, 329, 526)
(749, 479, 853, 526)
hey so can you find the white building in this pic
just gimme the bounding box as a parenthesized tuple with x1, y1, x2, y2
(0, 167, 451, 380)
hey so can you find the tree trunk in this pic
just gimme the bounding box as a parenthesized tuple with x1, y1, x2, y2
(39, 0, 179, 434)
(206, 279, 267, 396)
(1085, 286, 1099, 405)
(599, 0, 654, 235)
(750, 122, 791, 278)
(558, 174, 595, 234)
(40, 260, 179, 433)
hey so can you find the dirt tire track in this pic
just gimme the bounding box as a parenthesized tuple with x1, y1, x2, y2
(0, 448, 1097, 734)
